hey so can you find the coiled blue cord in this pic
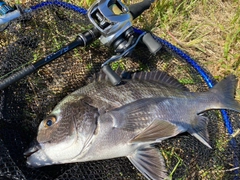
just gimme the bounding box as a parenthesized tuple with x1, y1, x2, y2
(29, 1, 238, 177)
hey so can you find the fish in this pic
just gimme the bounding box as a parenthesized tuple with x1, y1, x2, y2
(24, 71, 240, 179)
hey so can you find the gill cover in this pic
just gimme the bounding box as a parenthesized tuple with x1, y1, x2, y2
(27, 95, 99, 166)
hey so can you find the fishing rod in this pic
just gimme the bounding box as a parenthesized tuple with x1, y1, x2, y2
(0, 0, 158, 88)
(0, 0, 238, 177)
(0, 0, 235, 139)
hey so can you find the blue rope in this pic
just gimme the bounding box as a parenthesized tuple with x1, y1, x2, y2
(135, 28, 235, 134)
(30, 1, 238, 176)
(154, 35, 236, 133)
(30, 1, 87, 15)
(133, 28, 239, 177)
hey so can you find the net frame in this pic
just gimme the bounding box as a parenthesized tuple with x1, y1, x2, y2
(0, 1, 239, 179)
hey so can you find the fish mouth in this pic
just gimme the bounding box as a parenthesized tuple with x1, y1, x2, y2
(24, 141, 53, 167)
(24, 140, 41, 158)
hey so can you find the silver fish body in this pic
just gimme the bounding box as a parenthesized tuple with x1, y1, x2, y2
(25, 71, 240, 179)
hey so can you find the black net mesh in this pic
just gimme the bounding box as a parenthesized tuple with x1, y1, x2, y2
(0, 1, 239, 180)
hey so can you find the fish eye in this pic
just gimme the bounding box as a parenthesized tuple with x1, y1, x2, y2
(44, 116, 57, 127)
(46, 120, 53, 126)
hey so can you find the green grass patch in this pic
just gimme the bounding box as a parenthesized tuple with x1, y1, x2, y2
(162, 147, 183, 179)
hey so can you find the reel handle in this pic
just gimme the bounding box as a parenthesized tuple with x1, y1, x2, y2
(129, 0, 154, 19)
(102, 65, 122, 85)
(91, 0, 160, 85)
(142, 33, 162, 55)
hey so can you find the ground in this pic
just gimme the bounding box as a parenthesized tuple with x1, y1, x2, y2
(2, 1, 239, 179)
(15, 0, 240, 100)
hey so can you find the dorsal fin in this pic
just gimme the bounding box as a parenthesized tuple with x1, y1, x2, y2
(88, 69, 188, 91)
(131, 71, 189, 91)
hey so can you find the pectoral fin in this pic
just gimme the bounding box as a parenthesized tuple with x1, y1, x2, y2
(188, 115, 211, 148)
(110, 98, 170, 131)
(128, 145, 168, 180)
(130, 120, 181, 143)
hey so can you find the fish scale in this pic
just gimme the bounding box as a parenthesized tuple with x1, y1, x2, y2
(24, 71, 240, 180)
(73, 80, 189, 112)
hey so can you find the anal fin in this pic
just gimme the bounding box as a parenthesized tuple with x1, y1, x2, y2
(188, 115, 211, 148)
(128, 145, 168, 180)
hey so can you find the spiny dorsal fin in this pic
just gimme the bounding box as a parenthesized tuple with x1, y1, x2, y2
(131, 71, 188, 91)
(87, 68, 124, 83)
(89, 68, 188, 91)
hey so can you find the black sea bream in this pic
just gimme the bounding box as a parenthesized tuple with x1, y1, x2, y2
(25, 71, 240, 179)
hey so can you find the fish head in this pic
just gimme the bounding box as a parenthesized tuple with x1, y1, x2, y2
(24, 95, 98, 167)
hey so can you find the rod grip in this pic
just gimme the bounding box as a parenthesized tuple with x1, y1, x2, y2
(0, 65, 35, 90)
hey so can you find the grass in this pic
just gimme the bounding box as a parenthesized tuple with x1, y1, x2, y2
(8, 0, 239, 177)
(74, 0, 240, 100)
(162, 147, 183, 179)
(145, 0, 240, 99)
(15, 0, 239, 99)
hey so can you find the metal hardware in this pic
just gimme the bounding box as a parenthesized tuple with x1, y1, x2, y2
(88, 0, 132, 46)
(101, 31, 146, 67)
(0, 1, 13, 16)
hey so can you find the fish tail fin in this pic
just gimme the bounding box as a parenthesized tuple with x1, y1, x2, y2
(210, 74, 240, 112)
(190, 75, 240, 148)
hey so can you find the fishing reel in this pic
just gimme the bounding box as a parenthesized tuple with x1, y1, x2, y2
(88, 0, 135, 54)
(88, 0, 161, 85)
